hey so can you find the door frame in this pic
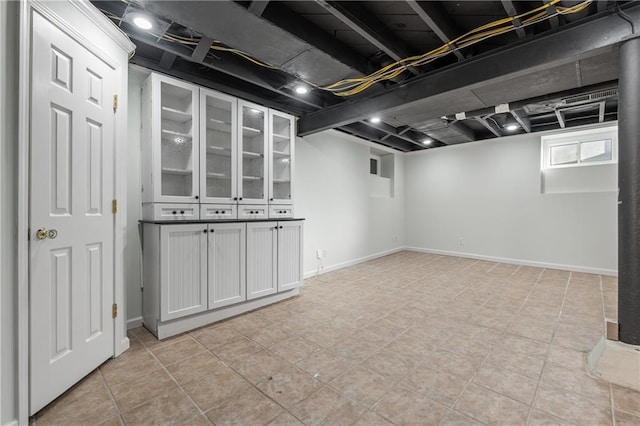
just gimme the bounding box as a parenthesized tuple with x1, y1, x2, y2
(17, 1, 134, 422)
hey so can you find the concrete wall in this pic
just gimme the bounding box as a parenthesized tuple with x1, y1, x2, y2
(404, 127, 618, 274)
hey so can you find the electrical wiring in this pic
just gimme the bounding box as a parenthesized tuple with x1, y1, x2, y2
(101, 0, 593, 97)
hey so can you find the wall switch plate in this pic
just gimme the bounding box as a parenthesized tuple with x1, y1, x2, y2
(316, 249, 323, 259)
(458, 237, 464, 245)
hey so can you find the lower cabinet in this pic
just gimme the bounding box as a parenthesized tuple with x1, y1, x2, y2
(246, 221, 304, 299)
(142, 220, 303, 338)
(159, 224, 208, 321)
(208, 222, 246, 309)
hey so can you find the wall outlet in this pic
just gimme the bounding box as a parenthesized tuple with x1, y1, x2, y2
(316, 249, 323, 259)
(458, 237, 464, 245)
(323, 249, 328, 258)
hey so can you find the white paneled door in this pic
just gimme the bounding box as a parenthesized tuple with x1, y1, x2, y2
(29, 12, 117, 414)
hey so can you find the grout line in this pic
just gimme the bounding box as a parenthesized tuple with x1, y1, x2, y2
(524, 269, 572, 425)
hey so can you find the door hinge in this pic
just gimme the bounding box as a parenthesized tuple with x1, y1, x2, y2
(112, 303, 118, 319)
(112, 199, 118, 214)
(113, 94, 118, 113)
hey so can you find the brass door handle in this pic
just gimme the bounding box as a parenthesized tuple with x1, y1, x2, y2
(36, 228, 48, 240)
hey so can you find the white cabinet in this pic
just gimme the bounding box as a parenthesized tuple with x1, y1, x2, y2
(239, 101, 268, 205)
(207, 223, 246, 309)
(142, 74, 200, 204)
(246, 221, 304, 300)
(160, 224, 208, 321)
(143, 220, 303, 338)
(142, 72, 295, 220)
(200, 88, 238, 204)
(269, 110, 294, 205)
(277, 221, 304, 291)
(246, 222, 278, 300)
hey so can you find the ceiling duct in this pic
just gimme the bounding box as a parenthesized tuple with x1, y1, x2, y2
(560, 88, 619, 106)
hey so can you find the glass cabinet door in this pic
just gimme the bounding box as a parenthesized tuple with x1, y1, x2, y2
(238, 101, 267, 203)
(158, 79, 198, 201)
(269, 111, 294, 204)
(200, 89, 237, 203)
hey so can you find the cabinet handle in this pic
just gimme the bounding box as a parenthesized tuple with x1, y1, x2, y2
(172, 211, 177, 215)
(279, 226, 283, 229)
(203, 229, 207, 233)
(270, 198, 274, 201)
(239, 197, 243, 200)
(195, 195, 199, 200)
(180, 210, 185, 214)
(233, 197, 238, 201)
(210, 229, 214, 233)
(215, 211, 220, 214)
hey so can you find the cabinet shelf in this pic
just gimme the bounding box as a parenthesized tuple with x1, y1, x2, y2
(161, 129, 193, 141)
(207, 172, 231, 179)
(161, 107, 192, 123)
(242, 126, 263, 136)
(162, 167, 192, 176)
(243, 175, 263, 181)
(207, 118, 232, 133)
(272, 133, 290, 142)
(272, 150, 290, 158)
(273, 179, 290, 184)
(206, 146, 232, 156)
(242, 151, 263, 158)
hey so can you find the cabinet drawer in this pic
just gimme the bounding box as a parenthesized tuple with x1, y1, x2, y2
(200, 204, 237, 220)
(143, 203, 200, 221)
(269, 205, 294, 219)
(238, 205, 268, 220)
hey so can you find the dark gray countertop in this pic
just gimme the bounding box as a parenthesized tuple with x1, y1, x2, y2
(140, 218, 305, 225)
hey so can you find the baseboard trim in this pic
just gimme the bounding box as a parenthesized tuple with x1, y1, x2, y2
(126, 316, 143, 330)
(303, 247, 404, 278)
(404, 246, 618, 276)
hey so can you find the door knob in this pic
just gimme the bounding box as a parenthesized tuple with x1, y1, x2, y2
(36, 228, 48, 240)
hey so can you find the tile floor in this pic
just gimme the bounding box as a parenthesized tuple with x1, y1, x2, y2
(32, 251, 640, 425)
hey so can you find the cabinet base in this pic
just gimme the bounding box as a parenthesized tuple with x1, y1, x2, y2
(144, 287, 300, 340)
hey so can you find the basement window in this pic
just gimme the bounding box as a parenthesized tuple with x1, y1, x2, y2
(370, 155, 380, 176)
(369, 148, 394, 198)
(542, 127, 617, 170)
(540, 126, 618, 194)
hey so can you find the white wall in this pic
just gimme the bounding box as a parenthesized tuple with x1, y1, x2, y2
(124, 68, 149, 322)
(296, 131, 405, 276)
(404, 129, 618, 274)
(1, 1, 19, 424)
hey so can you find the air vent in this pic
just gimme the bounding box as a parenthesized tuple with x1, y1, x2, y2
(561, 89, 618, 106)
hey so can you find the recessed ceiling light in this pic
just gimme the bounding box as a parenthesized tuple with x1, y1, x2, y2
(294, 85, 308, 95)
(505, 124, 519, 131)
(133, 16, 153, 30)
(422, 138, 432, 145)
(370, 117, 381, 123)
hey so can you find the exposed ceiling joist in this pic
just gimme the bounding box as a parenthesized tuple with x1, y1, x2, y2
(405, 0, 466, 61)
(511, 109, 532, 133)
(341, 122, 421, 151)
(191, 37, 215, 63)
(158, 51, 177, 70)
(544, 0, 560, 29)
(449, 121, 478, 142)
(314, 0, 420, 75)
(474, 116, 502, 137)
(296, 4, 639, 137)
(248, 1, 270, 17)
(259, 2, 371, 76)
(501, 0, 526, 39)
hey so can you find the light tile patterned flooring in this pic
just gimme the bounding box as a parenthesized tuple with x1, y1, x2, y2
(32, 251, 640, 425)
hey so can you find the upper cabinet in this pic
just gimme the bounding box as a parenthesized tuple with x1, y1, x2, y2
(142, 73, 200, 204)
(238, 101, 268, 205)
(142, 72, 295, 219)
(200, 88, 238, 204)
(269, 110, 295, 205)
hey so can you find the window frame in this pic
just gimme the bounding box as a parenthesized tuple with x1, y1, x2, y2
(541, 126, 618, 170)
